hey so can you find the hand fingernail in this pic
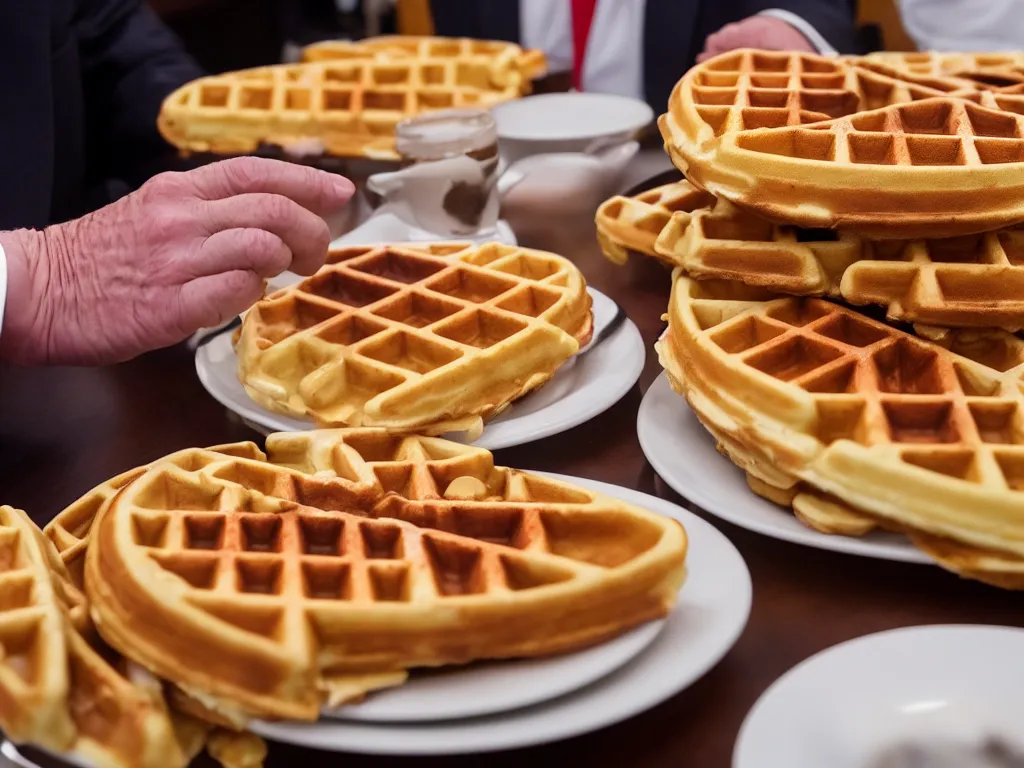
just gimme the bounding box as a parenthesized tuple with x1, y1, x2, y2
(331, 176, 356, 197)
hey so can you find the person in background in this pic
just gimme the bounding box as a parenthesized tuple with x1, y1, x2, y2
(428, 0, 858, 112)
(896, 0, 1023, 51)
(9, 0, 206, 230)
(0, 1, 358, 367)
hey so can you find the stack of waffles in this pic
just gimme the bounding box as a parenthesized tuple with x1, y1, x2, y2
(158, 36, 545, 160)
(0, 491, 268, 767)
(597, 48, 1024, 587)
(233, 242, 593, 437)
(0, 430, 686, 762)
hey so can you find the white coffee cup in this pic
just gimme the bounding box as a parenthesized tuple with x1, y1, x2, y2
(491, 92, 654, 166)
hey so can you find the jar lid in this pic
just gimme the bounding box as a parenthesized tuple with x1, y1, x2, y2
(396, 108, 497, 159)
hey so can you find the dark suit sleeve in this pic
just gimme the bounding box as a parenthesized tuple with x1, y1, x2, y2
(742, 0, 857, 53)
(76, 0, 203, 187)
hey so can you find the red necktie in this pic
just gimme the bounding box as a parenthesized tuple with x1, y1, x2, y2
(571, 0, 599, 91)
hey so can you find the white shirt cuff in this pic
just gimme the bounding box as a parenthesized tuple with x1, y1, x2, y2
(0, 241, 7, 343)
(758, 9, 838, 56)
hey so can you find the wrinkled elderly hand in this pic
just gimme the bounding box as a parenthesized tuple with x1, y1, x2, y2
(0, 157, 354, 365)
(698, 16, 816, 62)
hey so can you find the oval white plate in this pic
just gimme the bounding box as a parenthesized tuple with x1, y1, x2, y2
(637, 373, 930, 564)
(252, 473, 752, 755)
(492, 93, 653, 143)
(194, 289, 643, 450)
(734, 625, 1024, 768)
(328, 618, 663, 723)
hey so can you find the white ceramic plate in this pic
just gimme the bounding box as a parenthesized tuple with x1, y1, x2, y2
(194, 289, 643, 450)
(492, 93, 653, 145)
(327, 618, 663, 723)
(637, 373, 931, 565)
(734, 625, 1024, 768)
(1, 742, 93, 768)
(252, 473, 752, 755)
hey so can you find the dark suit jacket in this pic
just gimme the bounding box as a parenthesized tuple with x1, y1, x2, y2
(429, 0, 857, 114)
(0, 0, 202, 230)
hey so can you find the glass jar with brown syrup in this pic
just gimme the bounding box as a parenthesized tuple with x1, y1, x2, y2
(367, 108, 501, 237)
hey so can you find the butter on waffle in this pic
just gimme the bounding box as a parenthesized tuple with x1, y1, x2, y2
(158, 54, 527, 160)
(595, 181, 713, 265)
(661, 49, 1024, 238)
(302, 35, 547, 86)
(84, 430, 687, 722)
(657, 272, 1024, 588)
(234, 242, 593, 435)
(0, 506, 193, 767)
(652, 196, 1024, 330)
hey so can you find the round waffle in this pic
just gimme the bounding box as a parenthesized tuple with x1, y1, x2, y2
(84, 430, 688, 722)
(599, 179, 1024, 330)
(44, 443, 266, 589)
(0, 505, 194, 768)
(301, 35, 547, 86)
(159, 37, 543, 160)
(862, 51, 1024, 88)
(656, 271, 1024, 587)
(648, 193, 1024, 331)
(234, 242, 593, 435)
(660, 49, 1024, 238)
(595, 181, 713, 266)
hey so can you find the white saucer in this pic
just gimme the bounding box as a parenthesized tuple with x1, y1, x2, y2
(328, 617, 664, 723)
(194, 289, 643, 450)
(734, 625, 1024, 768)
(637, 373, 931, 564)
(252, 473, 752, 755)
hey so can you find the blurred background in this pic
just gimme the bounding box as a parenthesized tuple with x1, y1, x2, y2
(149, 0, 917, 76)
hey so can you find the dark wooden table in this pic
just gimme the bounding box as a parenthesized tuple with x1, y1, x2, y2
(2, 193, 1022, 768)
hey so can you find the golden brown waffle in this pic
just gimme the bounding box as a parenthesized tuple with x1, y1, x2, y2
(652, 195, 1024, 330)
(660, 49, 1024, 238)
(0, 506, 76, 752)
(85, 429, 688, 722)
(653, 195, 863, 296)
(595, 181, 713, 266)
(44, 442, 266, 589)
(656, 272, 1024, 588)
(302, 35, 547, 86)
(158, 52, 529, 160)
(234, 242, 593, 435)
(862, 51, 1024, 89)
(840, 230, 1024, 331)
(0, 506, 194, 767)
(727, 427, 1024, 589)
(39, 446, 271, 765)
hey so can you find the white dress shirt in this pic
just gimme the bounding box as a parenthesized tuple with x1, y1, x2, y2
(898, 0, 1024, 51)
(520, 0, 835, 100)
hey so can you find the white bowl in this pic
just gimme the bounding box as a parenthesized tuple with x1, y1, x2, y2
(734, 625, 1024, 768)
(492, 92, 653, 164)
